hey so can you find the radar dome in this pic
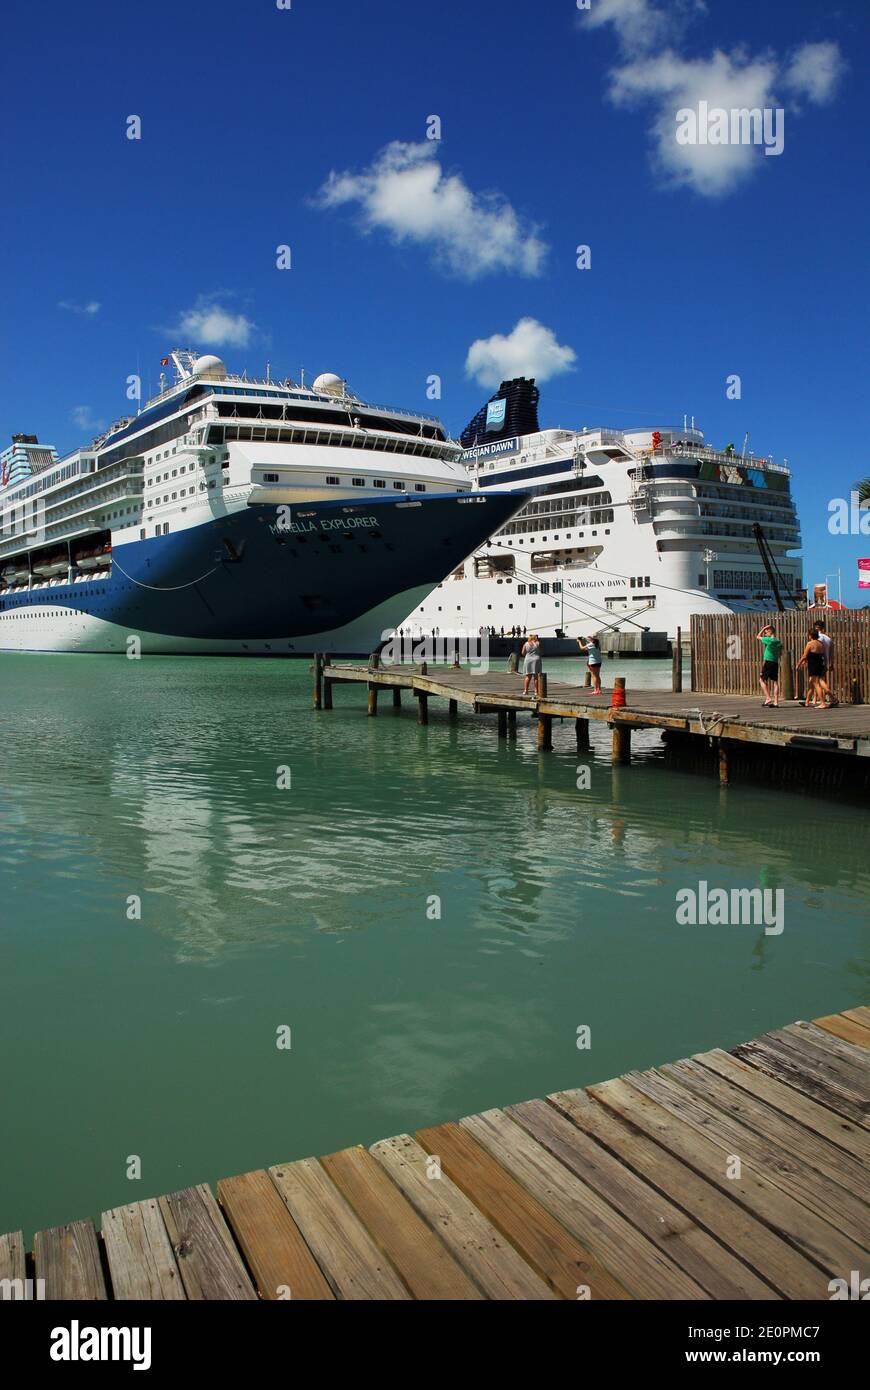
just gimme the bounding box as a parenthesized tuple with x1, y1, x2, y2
(312, 372, 345, 396)
(191, 354, 226, 378)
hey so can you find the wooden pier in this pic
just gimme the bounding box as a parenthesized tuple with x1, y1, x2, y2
(3, 1010, 868, 1300)
(314, 658, 870, 789)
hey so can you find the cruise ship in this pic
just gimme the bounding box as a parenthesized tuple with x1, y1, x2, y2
(403, 378, 803, 643)
(0, 352, 526, 655)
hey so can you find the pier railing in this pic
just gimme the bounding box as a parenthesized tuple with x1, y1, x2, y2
(691, 610, 870, 703)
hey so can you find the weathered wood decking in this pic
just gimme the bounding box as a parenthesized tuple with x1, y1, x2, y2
(316, 662, 870, 786)
(3, 1011, 868, 1300)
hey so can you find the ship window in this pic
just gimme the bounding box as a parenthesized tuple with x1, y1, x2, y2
(393, 481, 405, 490)
(414, 484, 426, 492)
(352, 477, 365, 487)
(263, 473, 280, 483)
(517, 584, 526, 595)
(540, 583, 550, 594)
(528, 584, 538, 594)
(552, 582, 562, 593)
(373, 479, 386, 488)
(326, 476, 340, 485)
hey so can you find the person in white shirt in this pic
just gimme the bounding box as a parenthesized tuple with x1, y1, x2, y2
(577, 635, 603, 694)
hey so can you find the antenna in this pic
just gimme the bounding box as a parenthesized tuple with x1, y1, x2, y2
(265, 361, 271, 383)
(300, 366, 305, 388)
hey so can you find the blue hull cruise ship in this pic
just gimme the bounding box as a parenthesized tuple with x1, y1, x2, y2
(0, 352, 525, 655)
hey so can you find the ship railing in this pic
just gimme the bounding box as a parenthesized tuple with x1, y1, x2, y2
(656, 446, 790, 474)
(142, 375, 445, 428)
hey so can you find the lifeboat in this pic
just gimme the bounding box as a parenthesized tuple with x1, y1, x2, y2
(1, 562, 30, 586)
(75, 541, 112, 571)
(32, 552, 69, 578)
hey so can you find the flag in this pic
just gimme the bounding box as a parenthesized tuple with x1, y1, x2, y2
(160, 357, 169, 366)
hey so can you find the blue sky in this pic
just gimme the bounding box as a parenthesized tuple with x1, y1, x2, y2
(1, 0, 868, 599)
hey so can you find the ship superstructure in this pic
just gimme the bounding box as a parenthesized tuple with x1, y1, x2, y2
(403, 378, 803, 642)
(0, 352, 525, 654)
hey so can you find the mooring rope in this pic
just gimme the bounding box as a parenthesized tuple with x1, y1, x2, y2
(108, 554, 220, 592)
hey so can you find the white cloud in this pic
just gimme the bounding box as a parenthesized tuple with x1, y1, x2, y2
(59, 300, 101, 316)
(583, 0, 672, 55)
(783, 41, 845, 105)
(72, 405, 104, 433)
(611, 48, 781, 198)
(315, 141, 547, 279)
(171, 296, 255, 348)
(465, 318, 576, 389)
(580, 1, 845, 197)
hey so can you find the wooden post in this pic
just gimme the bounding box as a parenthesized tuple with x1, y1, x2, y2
(672, 627, 683, 692)
(369, 650, 380, 671)
(611, 723, 631, 764)
(584, 669, 592, 687)
(718, 741, 729, 786)
(575, 717, 590, 751)
(448, 698, 458, 722)
(420, 660, 428, 676)
(323, 676, 333, 710)
(367, 683, 378, 717)
(392, 687, 402, 710)
(537, 713, 553, 750)
(539, 672, 548, 699)
(507, 709, 517, 739)
(417, 692, 429, 725)
(780, 651, 795, 702)
(313, 652, 323, 709)
(497, 709, 508, 739)
(852, 678, 862, 705)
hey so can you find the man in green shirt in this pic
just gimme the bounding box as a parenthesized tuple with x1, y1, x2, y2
(757, 624, 784, 706)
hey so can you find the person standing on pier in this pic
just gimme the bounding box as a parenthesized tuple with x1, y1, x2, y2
(521, 633, 543, 698)
(796, 628, 828, 707)
(815, 619, 838, 705)
(756, 623, 783, 706)
(578, 635, 603, 694)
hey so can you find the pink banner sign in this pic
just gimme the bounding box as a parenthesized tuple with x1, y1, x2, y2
(859, 559, 870, 589)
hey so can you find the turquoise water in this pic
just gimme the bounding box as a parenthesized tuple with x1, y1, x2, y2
(0, 653, 866, 1243)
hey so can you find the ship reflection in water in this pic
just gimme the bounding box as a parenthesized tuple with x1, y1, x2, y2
(0, 652, 866, 1243)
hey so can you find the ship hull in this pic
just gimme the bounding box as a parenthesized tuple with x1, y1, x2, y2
(0, 491, 522, 655)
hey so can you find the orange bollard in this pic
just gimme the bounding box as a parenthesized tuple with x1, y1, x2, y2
(610, 676, 626, 709)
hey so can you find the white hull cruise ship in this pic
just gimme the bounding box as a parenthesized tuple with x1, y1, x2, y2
(404, 378, 803, 644)
(0, 352, 526, 655)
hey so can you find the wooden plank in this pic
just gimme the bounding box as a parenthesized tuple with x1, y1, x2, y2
(102, 1199, 185, 1300)
(158, 1184, 256, 1300)
(269, 1157, 410, 1299)
(587, 1078, 832, 1298)
(625, 1070, 870, 1274)
(417, 1118, 632, 1300)
(461, 1107, 707, 1300)
(217, 1169, 334, 1301)
(320, 1146, 482, 1300)
(771, 1026, 870, 1094)
(656, 1061, 870, 1244)
(734, 1035, 869, 1127)
(548, 1087, 813, 1298)
(508, 1097, 776, 1299)
(786, 1019, 870, 1070)
(814, 1013, 870, 1049)
(32, 1220, 107, 1300)
(697, 1048, 869, 1161)
(369, 1133, 555, 1300)
(0, 1231, 25, 1288)
(843, 1006, 870, 1030)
